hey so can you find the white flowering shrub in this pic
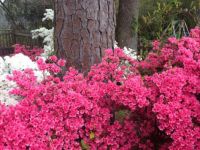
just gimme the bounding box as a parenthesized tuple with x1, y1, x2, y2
(0, 54, 49, 105)
(31, 9, 54, 57)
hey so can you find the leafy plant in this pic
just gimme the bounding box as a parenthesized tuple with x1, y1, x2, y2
(138, 0, 200, 58)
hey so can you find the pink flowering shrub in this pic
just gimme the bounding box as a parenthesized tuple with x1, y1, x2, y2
(0, 27, 200, 149)
(14, 44, 44, 61)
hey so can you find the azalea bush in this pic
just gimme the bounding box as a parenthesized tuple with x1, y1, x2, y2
(0, 27, 200, 149)
(0, 46, 47, 105)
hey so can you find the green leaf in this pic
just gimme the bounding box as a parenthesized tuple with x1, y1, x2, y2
(115, 109, 129, 123)
(81, 140, 89, 150)
(89, 132, 95, 140)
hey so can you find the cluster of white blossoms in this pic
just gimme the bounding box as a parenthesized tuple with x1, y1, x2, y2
(42, 9, 54, 21)
(0, 54, 48, 105)
(31, 9, 54, 57)
(114, 41, 139, 60)
(0, 57, 18, 105)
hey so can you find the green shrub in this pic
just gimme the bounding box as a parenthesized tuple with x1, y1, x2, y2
(138, 0, 200, 58)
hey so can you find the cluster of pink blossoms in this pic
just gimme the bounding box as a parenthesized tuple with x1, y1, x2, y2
(0, 27, 200, 149)
(14, 44, 44, 61)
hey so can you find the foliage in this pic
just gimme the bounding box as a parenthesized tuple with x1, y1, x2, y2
(138, 0, 200, 57)
(0, 27, 200, 149)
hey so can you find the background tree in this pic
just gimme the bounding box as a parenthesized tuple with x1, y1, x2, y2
(116, 0, 139, 50)
(55, 0, 115, 73)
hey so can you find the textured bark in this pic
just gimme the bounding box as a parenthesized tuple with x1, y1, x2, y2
(55, 0, 115, 73)
(116, 0, 139, 50)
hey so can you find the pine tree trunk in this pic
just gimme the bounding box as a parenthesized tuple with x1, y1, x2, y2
(116, 0, 139, 50)
(55, 0, 115, 73)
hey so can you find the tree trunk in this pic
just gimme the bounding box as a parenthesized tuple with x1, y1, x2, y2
(55, 0, 115, 73)
(116, 0, 139, 50)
